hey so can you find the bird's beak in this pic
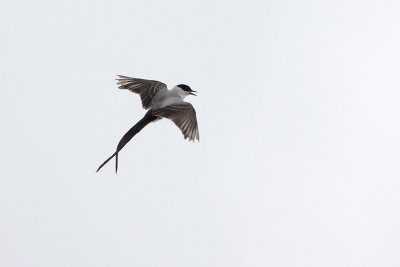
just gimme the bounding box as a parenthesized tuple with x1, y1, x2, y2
(190, 90, 197, 96)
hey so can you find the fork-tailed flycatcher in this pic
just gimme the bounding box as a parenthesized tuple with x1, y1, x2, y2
(96, 75, 199, 173)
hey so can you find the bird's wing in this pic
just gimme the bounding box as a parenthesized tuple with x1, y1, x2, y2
(116, 75, 168, 109)
(152, 102, 200, 141)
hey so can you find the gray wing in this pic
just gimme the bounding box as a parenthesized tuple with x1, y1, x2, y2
(153, 102, 200, 141)
(116, 75, 168, 109)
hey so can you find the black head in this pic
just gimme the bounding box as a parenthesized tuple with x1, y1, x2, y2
(177, 84, 197, 95)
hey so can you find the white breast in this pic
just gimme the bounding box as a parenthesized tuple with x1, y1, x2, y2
(152, 87, 184, 109)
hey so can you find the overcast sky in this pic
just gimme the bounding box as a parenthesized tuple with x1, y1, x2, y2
(1, 0, 400, 266)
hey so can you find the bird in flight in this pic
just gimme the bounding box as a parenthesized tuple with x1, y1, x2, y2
(96, 75, 199, 173)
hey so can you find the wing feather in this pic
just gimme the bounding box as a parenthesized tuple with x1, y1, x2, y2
(153, 102, 199, 141)
(116, 75, 167, 109)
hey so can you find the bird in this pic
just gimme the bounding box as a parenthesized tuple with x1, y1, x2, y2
(96, 75, 199, 173)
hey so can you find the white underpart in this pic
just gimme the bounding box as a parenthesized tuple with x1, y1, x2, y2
(151, 86, 191, 109)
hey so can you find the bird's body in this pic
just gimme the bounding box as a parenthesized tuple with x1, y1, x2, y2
(151, 87, 186, 109)
(96, 75, 199, 173)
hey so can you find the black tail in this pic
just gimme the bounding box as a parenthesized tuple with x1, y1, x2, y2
(96, 110, 159, 173)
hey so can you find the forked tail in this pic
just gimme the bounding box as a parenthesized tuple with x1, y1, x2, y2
(96, 110, 159, 173)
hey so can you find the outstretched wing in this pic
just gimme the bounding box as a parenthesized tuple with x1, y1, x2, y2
(117, 75, 168, 109)
(153, 102, 199, 141)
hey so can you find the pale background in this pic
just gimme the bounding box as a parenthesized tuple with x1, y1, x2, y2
(1, 0, 400, 266)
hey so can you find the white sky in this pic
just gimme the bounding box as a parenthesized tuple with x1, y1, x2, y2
(1, 0, 400, 266)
